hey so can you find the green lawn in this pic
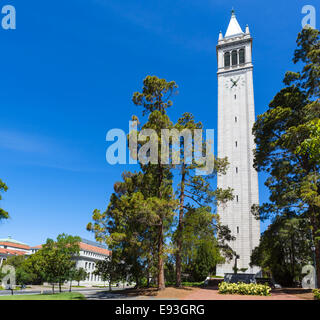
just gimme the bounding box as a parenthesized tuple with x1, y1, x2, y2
(0, 292, 85, 300)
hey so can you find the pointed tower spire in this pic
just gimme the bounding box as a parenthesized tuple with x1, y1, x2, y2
(219, 30, 223, 41)
(245, 24, 250, 34)
(225, 9, 244, 38)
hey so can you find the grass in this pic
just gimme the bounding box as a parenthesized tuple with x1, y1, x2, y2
(0, 292, 86, 300)
(0, 287, 21, 291)
(180, 281, 204, 287)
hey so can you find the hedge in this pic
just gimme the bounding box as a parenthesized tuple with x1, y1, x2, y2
(313, 289, 320, 300)
(218, 282, 271, 296)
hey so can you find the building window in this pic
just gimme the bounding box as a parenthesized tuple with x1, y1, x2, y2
(232, 50, 238, 66)
(234, 94, 237, 100)
(235, 116, 237, 123)
(224, 52, 230, 67)
(236, 167, 238, 173)
(237, 227, 239, 234)
(239, 48, 245, 64)
(235, 141, 238, 147)
(85, 262, 87, 269)
(236, 195, 239, 202)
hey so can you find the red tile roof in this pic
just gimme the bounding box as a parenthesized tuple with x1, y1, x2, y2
(31, 242, 111, 256)
(79, 242, 111, 256)
(31, 245, 42, 249)
(0, 242, 30, 250)
(0, 248, 27, 256)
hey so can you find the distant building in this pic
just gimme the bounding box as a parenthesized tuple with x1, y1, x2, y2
(76, 238, 111, 285)
(0, 237, 32, 266)
(31, 238, 111, 286)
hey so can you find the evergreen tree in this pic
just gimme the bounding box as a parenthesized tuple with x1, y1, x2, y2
(173, 112, 234, 286)
(251, 215, 312, 286)
(252, 28, 320, 286)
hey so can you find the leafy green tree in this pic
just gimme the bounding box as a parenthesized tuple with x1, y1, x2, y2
(94, 257, 124, 291)
(252, 27, 320, 287)
(179, 206, 225, 281)
(191, 240, 221, 282)
(3, 255, 37, 286)
(72, 267, 87, 286)
(67, 267, 87, 292)
(88, 172, 153, 287)
(297, 119, 320, 163)
(0, 179, 9, 220)
(251, 215, 312, 286)
(27, 234, 80, 293)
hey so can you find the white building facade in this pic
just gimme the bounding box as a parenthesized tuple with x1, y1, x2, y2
(75, 238, 111, 285)
(216, 11, 260, 276)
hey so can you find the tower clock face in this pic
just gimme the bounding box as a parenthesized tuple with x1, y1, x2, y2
(224, 75, 245, 90)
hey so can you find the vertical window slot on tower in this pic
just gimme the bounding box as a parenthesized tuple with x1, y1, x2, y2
(237, 227, 239, 234)
(236, 167, 238, 173)
(235, 116, 237, 123)
(234, 94, 237, 100)
(235, 141, 238, 147)
(236, 195, 239, 202)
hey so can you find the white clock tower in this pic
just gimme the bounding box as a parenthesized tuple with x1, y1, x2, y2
(216, 11, 260, 276)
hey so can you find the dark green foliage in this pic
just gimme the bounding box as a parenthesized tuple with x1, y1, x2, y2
(250, 215, 312, 286)
(3, 256, 37, 285)
(94, 257, 125, 291)
(25, 234, 81, 293)
(191, 241, 222, 282)
(0, 179, 9, 220)
(252, 28, 320, 287)
(88, 76, 234, 291)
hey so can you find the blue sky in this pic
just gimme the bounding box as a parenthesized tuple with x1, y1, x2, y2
(0, 0, 318, 246)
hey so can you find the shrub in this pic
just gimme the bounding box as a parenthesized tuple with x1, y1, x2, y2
(313, 289, 320, 300)
(218, 282, 271, 296)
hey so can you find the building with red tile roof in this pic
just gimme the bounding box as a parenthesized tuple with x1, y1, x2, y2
(0, 237, 32, 266)
(0, 236, 112, 286)
(30, 238, 111, 285)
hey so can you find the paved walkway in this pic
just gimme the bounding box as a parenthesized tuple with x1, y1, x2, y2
(83, 288, 310, 300)
(183, 288, 306, 300)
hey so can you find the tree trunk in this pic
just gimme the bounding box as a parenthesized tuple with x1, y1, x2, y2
(176, 165, 186, 287)
(109, 277, 112, 292)
(311, 209, 320, 288)
(52, 284, 55, 294)
(158, 223, 165, 290)
(59, 282, 62, 293)
(156, 160, 165, 291)
(315, 244, 320, 289)
(147, 268, 150, 288)
(69, 280, 72, 292)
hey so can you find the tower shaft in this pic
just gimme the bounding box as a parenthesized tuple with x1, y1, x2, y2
(216, 13, 260, 276)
